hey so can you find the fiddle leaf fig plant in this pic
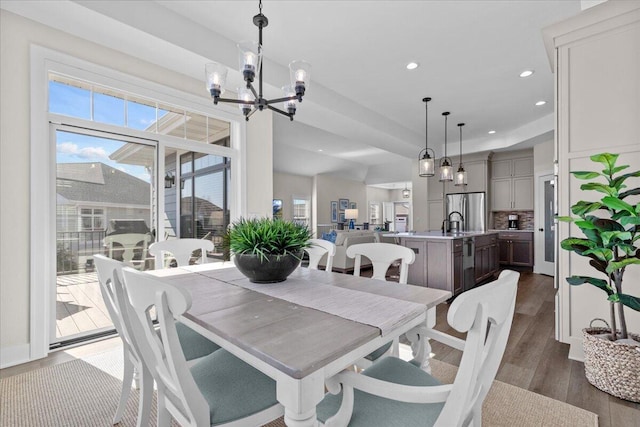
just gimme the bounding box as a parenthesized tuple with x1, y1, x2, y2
(558, 153, 640, 341)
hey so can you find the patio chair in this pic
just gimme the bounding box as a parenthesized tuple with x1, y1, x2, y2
(120, 267, 284, 427)
(94, 255, 220, 426)
(104, 233, 152, 270)
(317, 270, 520, 427)
(149, 238, 214, 269)
(304, 238, 336, 271)
(346, 242, 416, 369)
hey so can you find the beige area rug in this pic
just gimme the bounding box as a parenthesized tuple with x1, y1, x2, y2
(0, 354, 597, 427)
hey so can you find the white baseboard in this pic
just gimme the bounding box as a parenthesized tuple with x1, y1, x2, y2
(0, 343, 31, 369)
(567, 336, 585, 362)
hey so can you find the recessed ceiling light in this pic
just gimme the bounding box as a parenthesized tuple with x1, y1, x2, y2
(406, 62, 419, 70)
(535, 100, 546, 106)
(317, 149, 323, 152)
(519, 70, 534, 78)
(488, 130, 496, 134)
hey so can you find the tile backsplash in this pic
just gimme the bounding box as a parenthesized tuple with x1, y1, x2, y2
(493, 210, 534, 230)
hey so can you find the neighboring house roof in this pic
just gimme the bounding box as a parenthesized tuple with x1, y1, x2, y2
(56, 162, 150, 206)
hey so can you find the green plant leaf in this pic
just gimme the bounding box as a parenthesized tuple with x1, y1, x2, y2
(611, 169, 640, 189)
(602, 196, 636, 214)
(580, 182, 616, 196)
(592, 218, 625, 233)
(590, 153, 618, 174)
(620, 216, 640, 227)
(620, 187, 640, 200)
(610, 165, 630, 174)
(574, 220, 597, 230)
(556, 216, 575, 222)
(571, 201, 603, 216)
(619, 294, 640, 312)
(566, 275, 613, 295)
(601, 231, 632, 247)
(589, 259, 609, 274)
(560, 238, 595, 253)
(606, 258, 640, 274)
(583, 248, 614, 262)
(571, 171, 601, 179)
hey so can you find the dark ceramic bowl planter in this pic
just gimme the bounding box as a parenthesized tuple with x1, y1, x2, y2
(234, 251, 302, 283)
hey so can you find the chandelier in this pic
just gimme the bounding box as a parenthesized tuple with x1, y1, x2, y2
(454, 123, 467, 186)
(418, 97, 435, 177)
(439, 112, 453, 182)
(205, 0, 311, 121)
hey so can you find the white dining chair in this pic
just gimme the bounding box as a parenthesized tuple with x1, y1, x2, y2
(149, 238, 214, 269)
(104, 233, 152, 270)
(120, 267, 284, 427)
(317, 270, 520, 427)
(346, 242, 416, 285)
(346, 242, 417, 368)
(94, 255, 221, 426)
(304, 238, 336, 271)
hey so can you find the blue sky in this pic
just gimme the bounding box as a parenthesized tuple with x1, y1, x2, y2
(50, 81, 166, 182)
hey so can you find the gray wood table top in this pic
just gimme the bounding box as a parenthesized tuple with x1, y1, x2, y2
(149, 265, 450, 379)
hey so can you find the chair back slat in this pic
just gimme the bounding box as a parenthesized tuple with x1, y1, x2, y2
(104, 233, 152, 267)
(436, 270, 519, 426)
(346, 243, 415, 284)
(149, 238, 214, 268)
(121, 267, 210, 427)
(304, 239, 336, 271)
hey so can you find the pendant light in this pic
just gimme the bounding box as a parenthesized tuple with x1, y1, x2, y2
(418, 97, 435, 177)
(454, 123, 467, 186)
(402, 182, 411, 198)
(439, 112, 453, 182)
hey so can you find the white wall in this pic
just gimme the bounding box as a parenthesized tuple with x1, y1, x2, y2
(533, 138, 554, 173)
(315, 175, 367, 225)
(273, 172, 313, 222)
(543, 1, 640, 358)
(0, 10, 263, 365)
(246, 111, 274, 218)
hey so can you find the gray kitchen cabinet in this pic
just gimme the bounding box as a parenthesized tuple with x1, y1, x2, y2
(474, 233, 499, 284)
(490, 175, 533, 210)
(402, 237, 462, 296)
(498, 231, 534, 267)
(445, 160, 488, 195)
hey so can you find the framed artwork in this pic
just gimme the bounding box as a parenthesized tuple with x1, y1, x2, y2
(330, 201, 338, 223)
(339, 212, 346, 223)
(273, 199, 283, 219)
(350, 202, 357, 209)
(339, 199, 349, 211)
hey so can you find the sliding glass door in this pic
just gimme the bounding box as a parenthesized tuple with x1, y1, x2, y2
(54, 128, 155, 345)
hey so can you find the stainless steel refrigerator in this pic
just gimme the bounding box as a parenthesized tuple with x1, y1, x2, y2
(446, 191, 486, 232)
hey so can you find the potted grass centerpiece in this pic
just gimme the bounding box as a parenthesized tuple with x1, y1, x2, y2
(558, 153, 640, 402)
(226, 217, 312, 283)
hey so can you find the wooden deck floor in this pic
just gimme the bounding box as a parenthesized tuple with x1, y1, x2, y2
(56, 273, 113, 339)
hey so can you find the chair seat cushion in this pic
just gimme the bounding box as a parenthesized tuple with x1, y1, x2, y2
(176, 322, 221, 361)
(190, 349, 278, 426)
(317, 356, 445, 427)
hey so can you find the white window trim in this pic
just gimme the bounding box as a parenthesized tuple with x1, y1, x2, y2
(30, 45, 247, 360)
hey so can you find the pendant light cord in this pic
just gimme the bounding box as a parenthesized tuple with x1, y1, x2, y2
(459, 124, 463, 164)
(259, 0, 263, 13)
(425, 99, 429, 151)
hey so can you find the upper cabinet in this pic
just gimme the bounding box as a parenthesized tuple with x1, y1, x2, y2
(490, 152, 534, 211)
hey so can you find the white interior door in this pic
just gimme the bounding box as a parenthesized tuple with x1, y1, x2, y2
(535, 173, 555, 276)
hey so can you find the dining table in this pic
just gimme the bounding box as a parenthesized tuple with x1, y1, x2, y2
(148, 262, 451, 427)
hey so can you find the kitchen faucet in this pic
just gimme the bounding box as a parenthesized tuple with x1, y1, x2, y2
(446, 210, 464, 233)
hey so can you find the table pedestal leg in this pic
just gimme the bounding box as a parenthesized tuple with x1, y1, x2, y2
(277, 371, 324, 427)
(405, 307, 436, 373)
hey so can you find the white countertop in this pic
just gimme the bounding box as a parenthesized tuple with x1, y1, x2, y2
(489, 229, 535, 233)
(382, 231, 498, 240)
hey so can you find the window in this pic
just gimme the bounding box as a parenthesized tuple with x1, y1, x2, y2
(293, 198, 310, 227)
(48, 74, 231, 146)
(79, 208, 105, 231)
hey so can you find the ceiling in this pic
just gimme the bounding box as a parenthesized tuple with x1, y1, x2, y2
(3, 0, 584, 185)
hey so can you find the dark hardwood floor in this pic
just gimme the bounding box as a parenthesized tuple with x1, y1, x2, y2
(2, 270, 638, 426)
(428, 271, 640, 427)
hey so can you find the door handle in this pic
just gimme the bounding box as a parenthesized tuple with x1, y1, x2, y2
(539, 228, 544, 232)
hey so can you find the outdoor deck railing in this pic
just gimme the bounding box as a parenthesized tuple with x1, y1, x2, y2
(57, 230, 106, 274)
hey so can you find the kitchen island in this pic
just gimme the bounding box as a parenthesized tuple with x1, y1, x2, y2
(384, 231, 499, 296)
